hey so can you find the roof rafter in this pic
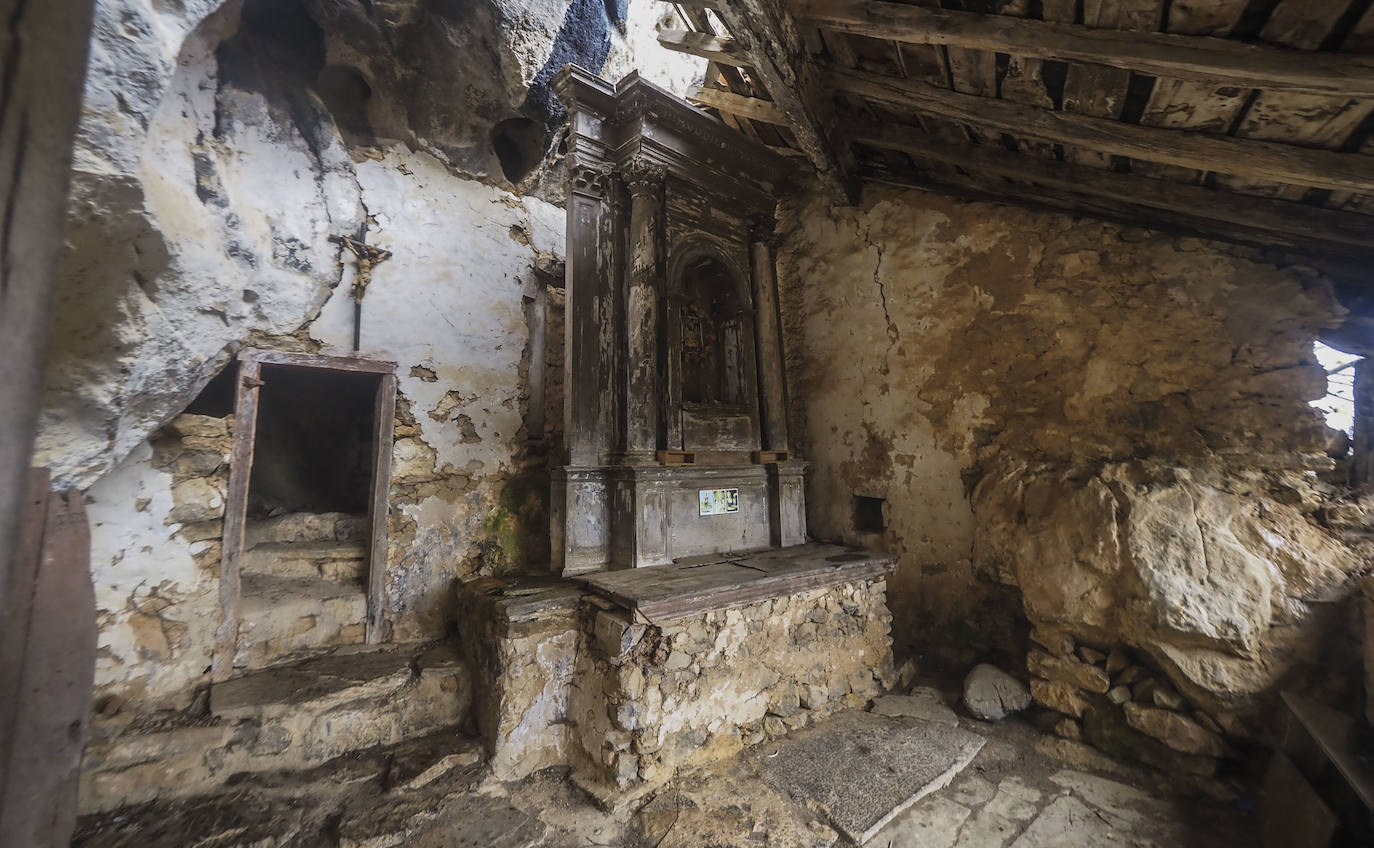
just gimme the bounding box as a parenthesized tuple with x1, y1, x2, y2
(700, 0, 859, 202)
(862, 159, 1374, 260)
(849, 121, 1374, 254)
(795, 0, 1374, 98)
(687, 85, 788, 124)
(827, 66, 1374, 193)
(657, 29, 754, 66)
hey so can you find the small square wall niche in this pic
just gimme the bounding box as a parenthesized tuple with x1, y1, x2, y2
(853, 495, 886, 533)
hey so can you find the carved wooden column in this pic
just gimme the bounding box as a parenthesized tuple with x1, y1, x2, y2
(565, 163, 615, 467)
(621, 161, 664, 463)
(750, 220, 790, 453)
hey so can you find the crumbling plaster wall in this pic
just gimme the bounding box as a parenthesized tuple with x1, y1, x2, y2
(57, 0, 703, 709)
(777, 184, 1367, 709)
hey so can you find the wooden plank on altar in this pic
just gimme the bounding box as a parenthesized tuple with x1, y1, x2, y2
(576, 543, 897, 622)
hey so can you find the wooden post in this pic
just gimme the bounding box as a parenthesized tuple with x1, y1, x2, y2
(213, 359, 262, 681)
(0, 478, 95, 847)
(750, 225, 790, 453)
(0, 0, 95, 648)
(1354, 359, 1373, 487)
(366, 373, 396, 643)
(622, 161, 665, 464)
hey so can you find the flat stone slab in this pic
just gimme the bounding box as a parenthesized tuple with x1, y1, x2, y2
(755, 710, 985, 844)
(872, 688, 960, 726)
(578, 543, 897, 623)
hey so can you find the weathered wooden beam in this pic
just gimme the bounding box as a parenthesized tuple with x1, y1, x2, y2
(665, 0, 721, 8)
(850, 121, 1374, 251)
(657, 29, 753, 66)
(828, 67, 1374, 193)
(861, 158, 1374, 260)
(713, 0, 858, 202)
(796, 0, 1374, 98)
(688, 85, 788, 124)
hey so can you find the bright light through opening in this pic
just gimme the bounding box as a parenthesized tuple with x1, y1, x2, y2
(1312, 341, 1359, 438)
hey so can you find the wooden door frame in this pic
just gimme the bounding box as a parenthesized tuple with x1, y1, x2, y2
(211, 349, 397, 682)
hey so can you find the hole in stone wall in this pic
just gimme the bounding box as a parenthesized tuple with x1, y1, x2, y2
(853, 495, 886, 533)
(184, 360, 240, 418)
(1313, 340, 1359, 442)
(316, 65, 373, 136)
(247, 364, 378, 517)
(491, 117, 545, 184)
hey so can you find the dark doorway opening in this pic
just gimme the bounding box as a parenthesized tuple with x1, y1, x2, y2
(247, 364, 378, 518)
(214, 351, 397, 680)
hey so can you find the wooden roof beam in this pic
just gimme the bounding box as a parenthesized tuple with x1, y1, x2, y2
(827, 67, 1374, 193)
(849, 121, 1374, 251)
(860, 160, 1374, 261)
(711, 0, 859, 203)
(687, 85, 788, 124)
(796, 0, 1374, 98)
(657, 29, 754, 66)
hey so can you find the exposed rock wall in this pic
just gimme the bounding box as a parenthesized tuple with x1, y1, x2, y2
(58, 0, 703, 710)
(777, 184, 1369, 712)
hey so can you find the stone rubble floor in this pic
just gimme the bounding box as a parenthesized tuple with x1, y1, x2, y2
(74, 694, 1256, 848)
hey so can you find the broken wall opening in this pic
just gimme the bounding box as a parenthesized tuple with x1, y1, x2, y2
(1312, 340, 1373, 486)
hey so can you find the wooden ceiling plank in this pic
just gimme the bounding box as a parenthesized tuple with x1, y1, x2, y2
(1330, 8, 1374, 211)
(1331, 135, 1374, 212)
(1084, 0, 1164, 32)
(1133, 0, 1252, 185)
(791, 0, 1374, 97)
(713, 0, 859, 201)
(1218, 0, 1371, 201)
(1163, 0, 1250, 36)
(945, 45, 998, 145)
(999, 55, 1061, 160)
(1259, 0, 1349, 51)
(1056, 0, 1160, 170)
(827, 66, 1374, 192)
(850, 120, 1374, 250)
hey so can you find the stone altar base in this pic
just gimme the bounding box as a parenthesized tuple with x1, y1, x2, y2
(457, 543, 898, 797)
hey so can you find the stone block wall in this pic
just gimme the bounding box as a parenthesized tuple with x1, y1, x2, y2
(458, 577, 896, 791)
(570, 580, 895, 792)
(1025, 632, 1245, 778)
(87, 413, 232, 713)
(457, 583, 583, 782)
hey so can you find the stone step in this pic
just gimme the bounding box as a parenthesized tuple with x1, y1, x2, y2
(240, 539, 368, 583)
(74, 728, 490, 847)
(243, 511, 369, 547)
(234, 572, 367, 669)
(78, 642, 472, 815)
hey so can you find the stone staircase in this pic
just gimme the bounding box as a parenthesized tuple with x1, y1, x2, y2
(78, 641, 473, 816)
(235, 512, 370, 669)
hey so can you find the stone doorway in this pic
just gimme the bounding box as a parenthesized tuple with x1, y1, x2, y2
(213, 350, 397, 680)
